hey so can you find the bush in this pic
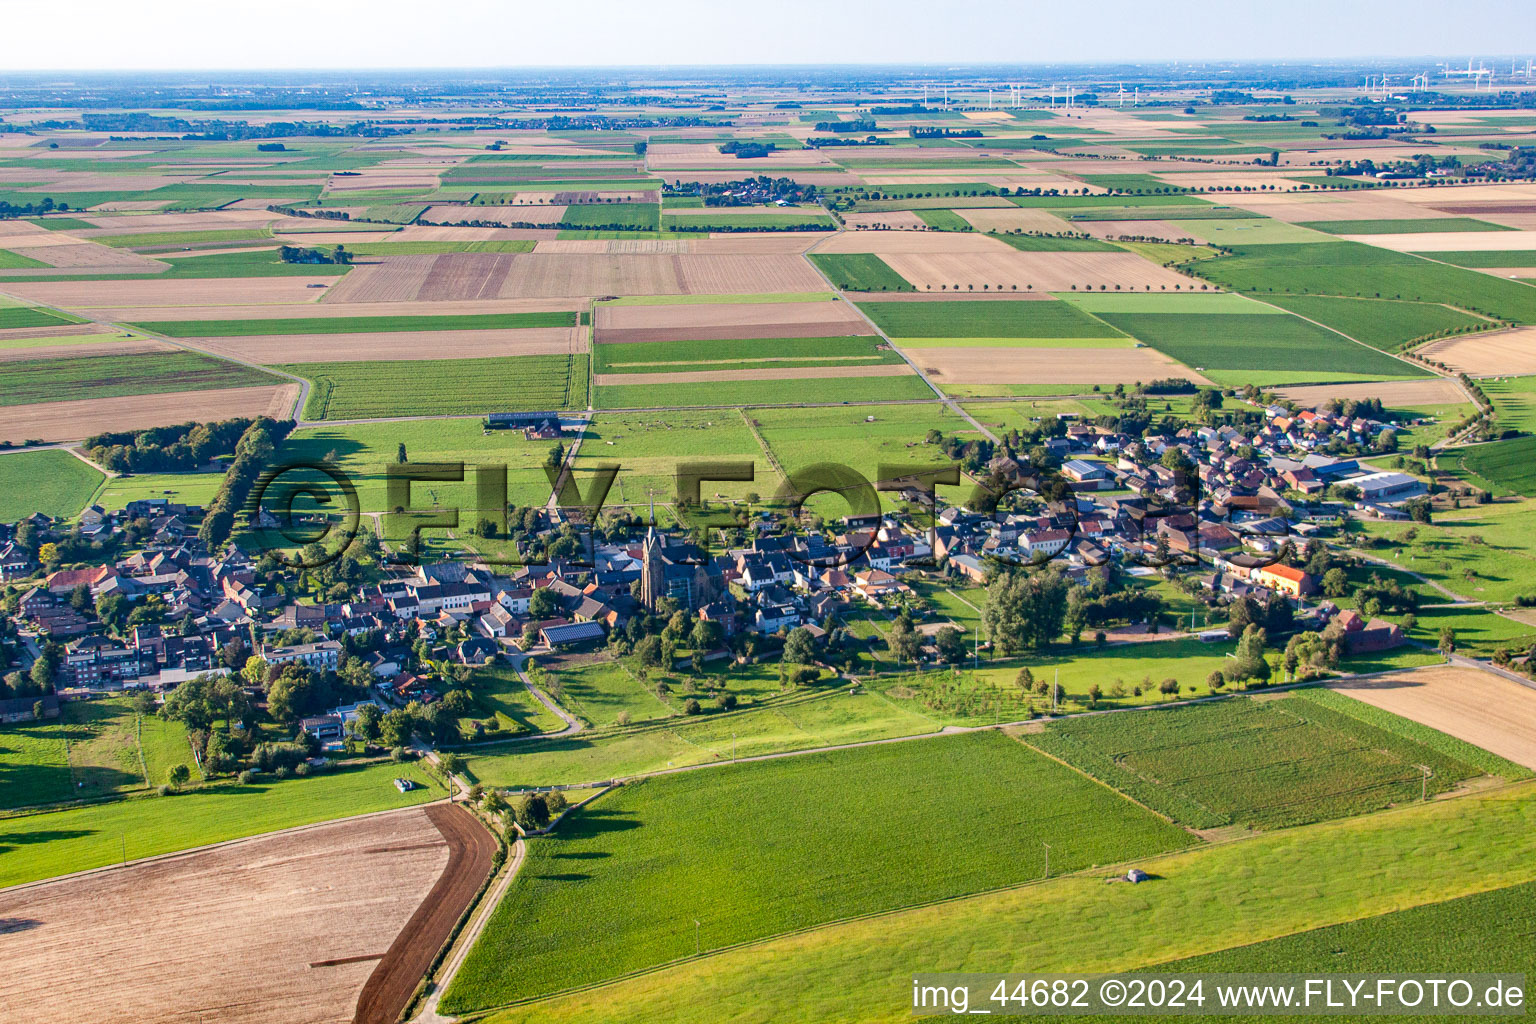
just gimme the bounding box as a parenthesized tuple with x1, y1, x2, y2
(683, 698, 703, 715)
(237, 769, 255, 785)
(156, 784, 172, 796)
(294, 762, 310, 777)
(274, 765, 291, 780)
(390, 746, 407, 763)
(546, 791, 569, 817)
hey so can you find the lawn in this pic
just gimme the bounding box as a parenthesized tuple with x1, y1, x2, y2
(286, 354, 587, 419)
(1092, 310, 1425, 378)
(59, 696, 194, 799)
(545, 658, 675, 728)
(463, 664, 567, 739)
(1261, 294, 1491, 351)
(806, 253, 914, 292)
(0, 351, 275, 408)
(132, 311, 575, 337)
(1021, 691, 1487, 830)
(442, 730, 1194, 1011)
(0, 716, 72, 811)
(859, 299, 1125, 339)
(0, 448, 104, 521)
(475, 783, 1536, 1024)
(0, 759, 443, 889)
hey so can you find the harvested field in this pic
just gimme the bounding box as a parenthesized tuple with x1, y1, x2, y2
(1329, 666, 1536, 770)
(1221, 192, 1449, 224)
(75, 210, 281, 234)
(957, 207, 1075, 234)
(879, 249, 1194, 292)
(3, 277, 342, 309)
(694, 233, 828, 253)
(840, 211, 928, 230)
(591, 363, 915, 386)
(353, 804, 497, 1024)
(908, 345, 1209, 390)
(595, 299, 866, 343)
(192, 326, 582, 364)
(535, 239, 694, 254)
(812, 231, 1009, 255)
(0, 805, 455, 1024)
(0, 322, 115, 342)
(1275, 377, 1469, 408)
(2, 242, 165, 270)
(328, 252, 825, 301)
(1418, 327, 1536, 376)
(1076, 219, 1211, 244)
(1351, 231, 1536, 253)
(101, 298, 581, 321)
(660, 170, 860, 188)
(0, 384, 298, 443)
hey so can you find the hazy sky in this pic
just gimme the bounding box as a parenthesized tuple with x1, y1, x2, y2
(5, 0, 1534, 70)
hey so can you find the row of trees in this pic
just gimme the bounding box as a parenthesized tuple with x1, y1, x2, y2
(82, 417, 256, 475)
(198, 417, 293, 551)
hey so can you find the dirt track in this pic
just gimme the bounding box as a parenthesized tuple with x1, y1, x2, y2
(352, 802, 496, 1024)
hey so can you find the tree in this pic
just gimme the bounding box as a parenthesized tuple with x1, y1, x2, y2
(1231, 624, 1271, 683)
(37, 542, 58, 566)
(983, 568, 1069, 653)
(266, 668, 316, 726)
(380, 708, 414, 747)
(1321, 567, 1349, 598)
(529, 587, 559, 619)
(683, 697, 702, 715)
(353, 701, 381, 741)
(935, 626, 966, 663)
(440, 752, 464, 776)
(887, 613, 923, 663)
(1438, 626, 1456, 656)
(1014, 666, 1035, 693)
(634, 634, 665, 670)
(69, 583, 91, 613)
(783, 626, 817, 665)
(397, 442, 408, 464)
(1206, 669, 1225, 692)
(29, 656, 53, 693)
(690, 618, 724, 652)
(1158, 677, 1180, 700)
(168, 763, 191, 791)
(241, 655, 269, 687)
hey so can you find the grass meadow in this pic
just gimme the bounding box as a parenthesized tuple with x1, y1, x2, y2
(0, 448, 104, 521)
(442, 730, 1193, 1010)
(473, 783, 1536, 1024)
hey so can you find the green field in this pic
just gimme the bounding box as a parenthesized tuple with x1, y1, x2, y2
(593, 335, 897, 375)
(443, 730, 1194, 1010)
(1022, 691, 1486, 830)
(0, 306, 85, 330)
(286, 354, 587, 419)
(1260, 294, 1490, 351)
(0, 759, 443, 888)
(132, 311, 575, 337)
(993, 233, 1123, 252)
(464, 665, 567, 738)
(592, 373, 934, 409)
(0, 448, 104, 520)
(473, 782, 1536, 1024)
(1188, 241, 1536, 324)
(750, 402, 965, 485)
(1093, 310, 1424, 378)
(662, 210, 834, 231)
(913, 209, 974, 231)
(275, 417, 559, 516)
(1, 248, 350, 282)
(1453, 435, 1536, 497)
(0, 248, 49, 269)
(544, 659, 676, 727)
(807, 253, 914, 291)
(1298, 217, 1512, 235)
(0, 350, 275, 408)
(1415, 250, 1536, 268)
(859, 299, 1124, 339)
(557, 203, 662, 230)
(1483, 375, 1536, 434)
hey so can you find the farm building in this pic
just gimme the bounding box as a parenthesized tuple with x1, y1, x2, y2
(540, 621, 606, 648)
